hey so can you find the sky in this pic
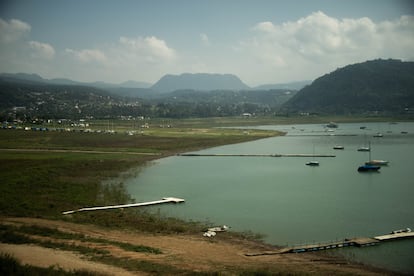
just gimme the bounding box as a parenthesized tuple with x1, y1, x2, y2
(0, 0, 413, 86)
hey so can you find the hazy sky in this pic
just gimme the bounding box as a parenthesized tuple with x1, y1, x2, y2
(0, 0, 413, 86)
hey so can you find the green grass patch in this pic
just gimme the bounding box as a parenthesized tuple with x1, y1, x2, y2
(0, 253, 100, 276)
(0, 224, 163, 255)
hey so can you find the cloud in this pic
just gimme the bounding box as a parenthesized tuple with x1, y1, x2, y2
(119, 36, 176, 63)
(65, 48, 107, 63)
(28, 41, 55, 59)
(241, 11, 414, 83)
(0, 18, 31, 43)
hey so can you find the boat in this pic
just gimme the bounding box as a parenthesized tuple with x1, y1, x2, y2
(306, 145, 319, 166)
(365, 141, 389, 166)
(333, 145, 344, 150)
(358, 136, 370, 151)
(365, 159, 389, 166)
(358, 164, 380, 172)
(306, 161, 320, 166)
(373, 133, 383, 137)
(326, 122, 338, 128)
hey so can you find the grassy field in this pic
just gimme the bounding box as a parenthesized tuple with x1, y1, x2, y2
(0, 119, 280, 224)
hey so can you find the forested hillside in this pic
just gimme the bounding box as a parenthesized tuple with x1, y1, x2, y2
(283, 59, 414, 115)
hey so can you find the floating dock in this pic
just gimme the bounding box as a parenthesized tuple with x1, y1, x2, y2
(178, 153, 336, 158)
(246, 230, 413, 256)
(62, 197, 185, 215)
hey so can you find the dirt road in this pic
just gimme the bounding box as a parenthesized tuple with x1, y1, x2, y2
(0, 217, 388, 275)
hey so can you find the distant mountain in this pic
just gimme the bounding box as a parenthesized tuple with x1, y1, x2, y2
(282, 59, 414, 114)
(0, 73, 45, 84)
(151, 73, 250, 93)
(119, 80, 152, 88)
(254, 80, 311, 90)
(0, 73, 151, 90)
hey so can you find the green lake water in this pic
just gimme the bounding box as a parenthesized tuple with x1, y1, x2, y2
(126, 122, 414, 274)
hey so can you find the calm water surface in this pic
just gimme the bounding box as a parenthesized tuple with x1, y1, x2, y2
(126, 122, 414, 273)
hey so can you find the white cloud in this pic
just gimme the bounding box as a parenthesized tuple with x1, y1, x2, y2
(240, 11, 414, 83)
(65, 48, 107, 63)
(28, 41, 55, 59)
(0, 18, 31, 43)
(119, 36, 176, 63)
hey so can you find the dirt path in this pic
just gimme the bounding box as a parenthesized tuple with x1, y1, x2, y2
(0, 217, 389, 275)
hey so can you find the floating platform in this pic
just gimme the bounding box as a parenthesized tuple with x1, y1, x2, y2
(62, 197, 185, 215)
(178, 153, 335, 158)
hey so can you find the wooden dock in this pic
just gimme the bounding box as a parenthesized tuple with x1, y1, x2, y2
(178, 153, 336, 158)
(246, 230, 413, 256)
(62, 197, 185, 215)
(374, 231, 414, 241)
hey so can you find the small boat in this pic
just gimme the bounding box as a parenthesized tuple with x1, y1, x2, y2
(373, 133, 383, 137)
(333, 145, 344, 150)
(365, 142, 389, 166)
(326, 122, 338, 128)
(306, 161, 320, 166)
(365, 159, 389, 166)
(358, 164, 380, 172)
(357, 146, 370, 152)
(306, 145, 319, 166)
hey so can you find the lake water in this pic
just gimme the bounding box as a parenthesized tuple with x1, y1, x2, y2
(126, 122, 414, 274)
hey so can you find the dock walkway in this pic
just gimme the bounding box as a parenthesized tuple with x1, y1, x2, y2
(62, 197, 185, 215)
(178, 153, 336, 158)
(246, 230, 413, 256)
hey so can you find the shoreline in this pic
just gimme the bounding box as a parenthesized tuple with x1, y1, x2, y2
(1, 118, 410, 274)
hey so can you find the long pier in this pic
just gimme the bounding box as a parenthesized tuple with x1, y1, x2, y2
(246, 230, 414, 256)
(62, 197, 185, 215)
(178, 153, 336, 158)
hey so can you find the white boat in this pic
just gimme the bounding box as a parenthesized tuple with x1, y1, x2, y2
(333, 145, 344, 150)
(357, 146, 370, 152)
(365, 159, 389, 166)
(364, 142, 389, 166)
(306, 161, 320, 166)
(373, 133, 383, 137)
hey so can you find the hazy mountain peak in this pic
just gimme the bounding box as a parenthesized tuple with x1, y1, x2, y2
(151, 73, 250, 93)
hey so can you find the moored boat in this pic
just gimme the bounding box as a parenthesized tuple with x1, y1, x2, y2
(333, 145, 344, 150)
(365, 159, 389, 166)
(306, 161, 320, 166)
(358, 164, 380, 172)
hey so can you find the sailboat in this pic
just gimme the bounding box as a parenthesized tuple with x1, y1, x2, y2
(357, 142, 385, 172)
(357, 134, 370, 152)
(306, 145, 319, 166)
(365, 142, 389, 166)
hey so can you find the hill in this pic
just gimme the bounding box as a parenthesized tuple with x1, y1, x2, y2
(151, 73, 250, 93)
(282, 59, 414, 114)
